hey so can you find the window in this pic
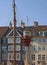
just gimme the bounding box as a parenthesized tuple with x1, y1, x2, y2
(9, 54, 11, 59)
(44, 32, 47, 36)
(43, 38, 46, 42)
(2, 53, 7, 60)
(2, 38, 7, 44)
(25, 31, 30, 36)
(32, 46, 35, 51)
(38, 55, 41, 61)
(8, 37, 14, 43)
(8, 53, 14, 60)
(31, 54, 35, 61)
(42, 46, 45, 50)
(42, 55, 45, 60)
(16, 38, 21, 43)
(22, 46, 26, 51)
(32, 38, 36, 42)
(23, 31, 31, 36)
(2, 46, 7, 52)
(38, 38, 42, 42)
(16, 53, 21, 60)
(8, 45, 14, 51)
(32, 62, 35, 65)
(39, 31, 43, 36)
(38, 46, 41, 51)
(16, 45, 21, 51)
(22, 54, 25, 61)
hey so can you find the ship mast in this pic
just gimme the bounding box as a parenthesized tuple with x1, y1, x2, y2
(13, 0, 16, 65)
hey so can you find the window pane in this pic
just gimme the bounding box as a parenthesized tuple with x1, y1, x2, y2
(31, 54, 35, 61)
(39, 31, 43, 36)
(42, 55, 45, 60)
(2, 38, 7, 44)
(44, 32, 47, 36)
(31, 46, 35, 51)
(43, 39, 46, 42)
(22, 54, 25, 61)
(38, 46, 41, 51)
(16, 45, 21, 51)
(16, 53, 21, 60)
(22, 46, 26, 51)
(8, 37, 14, 43)
(8, 53, 14, 60)
(32, 62, 35, 65)
(2, 53, 8, 60)
(42, 46, 45, 50)
(8, 45, 14, 51)
(16, 38, 21, 43)
(38, 55, 41, 60)
(38, 38, 42, 42)
(32, 38, 36, 42)
(2, 46, 7, 52)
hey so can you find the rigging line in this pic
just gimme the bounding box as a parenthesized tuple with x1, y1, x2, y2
(16, 5, 22, 20)
(6, 11, 13, 26)
(16, 6, 23, 26)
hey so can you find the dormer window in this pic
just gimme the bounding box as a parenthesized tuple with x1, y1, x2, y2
(44, 32, 47, 36)
(39, 31, 47, 36)
(39, 31, 44, 36)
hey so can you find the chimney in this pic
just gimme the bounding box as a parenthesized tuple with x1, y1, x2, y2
(34, 21, 38, 27)
(20, 20, 25, 28)
(9, 21, 12, 29)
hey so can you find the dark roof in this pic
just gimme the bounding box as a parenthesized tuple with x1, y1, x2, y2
(0, 26, 12, 37)
(0, 25, 47, 37)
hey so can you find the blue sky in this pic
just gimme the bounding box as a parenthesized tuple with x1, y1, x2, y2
(0, 0, 47, 26)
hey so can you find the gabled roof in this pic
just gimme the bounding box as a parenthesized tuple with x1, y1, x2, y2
(7, 28, 22, 37)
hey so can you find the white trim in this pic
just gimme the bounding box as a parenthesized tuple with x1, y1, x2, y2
(7, 28, 22, 37)
(7, 29, 13, 37)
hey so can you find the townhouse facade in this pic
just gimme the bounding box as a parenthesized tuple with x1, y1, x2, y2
(0, 22, 47, 65)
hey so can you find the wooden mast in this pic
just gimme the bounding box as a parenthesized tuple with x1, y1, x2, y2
(13, 0, 16, 65)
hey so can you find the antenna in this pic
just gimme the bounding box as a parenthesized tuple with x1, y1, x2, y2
(26, 16, 29, 26)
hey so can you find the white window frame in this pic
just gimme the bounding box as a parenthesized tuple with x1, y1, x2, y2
(38, 55, 41, 61)
(8, 37, 14, 43)
(31, 46, 36, 51)
(38, 38, 42, 43)
(31, 54, 35, 61)
(8, 45, 14, 51)
(8, 53, 14, 60)
(32, 62, 35, 65)
(42, 46, 45, 50)
(32, 38, 36, 42)
(22, 46, 26, 51)
(16, 37, 21, 43)
(16, 53, 21, 60)
(2, 46, 7, 52)
(16, 45, 21, 51)
(42, 55, 45, 61)
(38, 46, 41, 51)
(2, 53, 7, 60)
